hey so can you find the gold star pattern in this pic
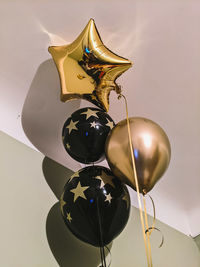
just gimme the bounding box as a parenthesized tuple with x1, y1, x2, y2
(90, 121, 98, 128)
(68, 171, 79, 182)
(48, 19, 132, 112)
(66, 119, 78, 134)
(66, 143, 71, 150)
(81, 109, 99, 120)
(105, 193, 112, 203)
(66, 212, 72, 223)
(122, 194, 130, 209)
(60, 192, 66, 215)
(101, 170, 115, 188)
(95, 175, 105, 188)
(106, 118, 114, 130)
(70, 181, 89, 202)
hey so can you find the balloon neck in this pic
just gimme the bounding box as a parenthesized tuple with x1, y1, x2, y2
(142, 189, 147, 196)
(115, 84, 122, 95)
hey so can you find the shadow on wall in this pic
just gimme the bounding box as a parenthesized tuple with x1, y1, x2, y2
(43, 157, 112, 267)
(42, 156, 73, 199)
(46, 203, 102, 267)
(22, 59, 81, 170)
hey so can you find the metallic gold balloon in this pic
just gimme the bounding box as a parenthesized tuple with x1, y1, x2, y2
(48, 19, 132, 112)
(105, 117, 171, 194)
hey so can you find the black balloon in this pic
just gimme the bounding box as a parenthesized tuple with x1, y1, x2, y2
(62, 107, 115, 164)
(60, 166, 130, 247)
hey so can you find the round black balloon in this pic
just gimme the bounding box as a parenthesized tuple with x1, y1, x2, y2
(60, 166, 130, 247)
(62, 107, 115, 164)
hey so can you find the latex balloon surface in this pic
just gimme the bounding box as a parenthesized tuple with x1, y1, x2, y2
(48, 19, 132, 111)
(62, 107, 115, 164)
(105, 117, 171, 194)
(60, 166, 130, 247)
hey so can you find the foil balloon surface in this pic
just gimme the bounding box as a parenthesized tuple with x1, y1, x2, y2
(48, 19, 132, 111)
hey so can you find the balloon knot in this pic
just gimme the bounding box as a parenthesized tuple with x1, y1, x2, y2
(115, 84, 122, 95)
(143, 189, 147, 195)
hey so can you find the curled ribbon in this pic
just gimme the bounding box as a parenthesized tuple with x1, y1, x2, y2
(144, 195, 164, 248)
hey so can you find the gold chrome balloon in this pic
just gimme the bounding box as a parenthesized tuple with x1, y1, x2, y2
(105, 117, 171, 194)
(48, 19, 132, 112)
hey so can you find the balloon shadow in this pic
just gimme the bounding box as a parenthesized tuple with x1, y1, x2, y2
(22, 59, 81, 170)
(42, 156, 73, 199)
(43, 157, 112, 267)
(47, 203, 102, 267)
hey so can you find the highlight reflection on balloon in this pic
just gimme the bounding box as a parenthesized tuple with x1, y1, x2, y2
(105, 117, 171, 194)
(48, 19, 132, 112)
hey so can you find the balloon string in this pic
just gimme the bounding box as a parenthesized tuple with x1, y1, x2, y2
(97, 197, 107, 267)
(105, 246, 112, 267)
(102, 246, 106, 267)
(143, 196, 153, 266)
(147, 195, 156, 235)
(118, 93, 151, 267)
(145, 195, 164, 248)
(145, 227, 164, 248)
(99, 246, 111, 267)
(99, 247, 104, 267)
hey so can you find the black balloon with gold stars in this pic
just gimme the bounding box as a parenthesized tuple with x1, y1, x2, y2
(60, 166, 130, 247)
(62, 107, 115, 164)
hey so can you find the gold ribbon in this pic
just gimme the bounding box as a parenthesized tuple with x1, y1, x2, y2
(143, 196, 153, 266)
(147, 195, 156, 235)
(117, 93, 164, 265)
(144, 195, 164, 248)
(118, 94, 152, 267)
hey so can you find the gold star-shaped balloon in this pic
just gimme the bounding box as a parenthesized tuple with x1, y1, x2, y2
(48, 19, 133, 111)
(70, 181, 89, 202)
